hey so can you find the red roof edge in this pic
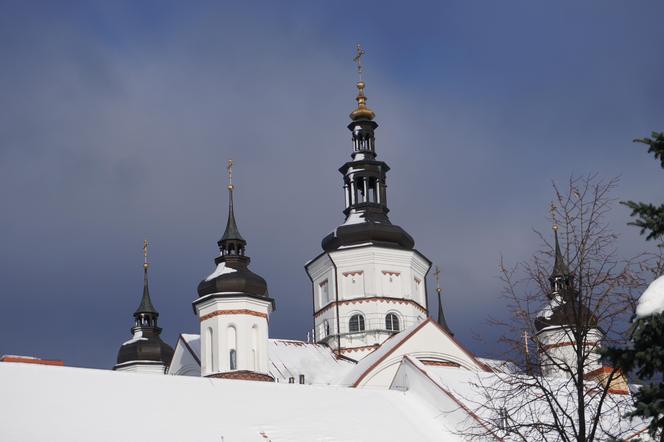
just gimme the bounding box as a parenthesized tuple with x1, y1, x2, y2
(0, 356, 64, 366)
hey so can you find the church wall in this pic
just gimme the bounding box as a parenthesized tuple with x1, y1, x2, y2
(537, 327, 603, 377)
(194, 296, 271, 377)
(307, 246, 430, 355)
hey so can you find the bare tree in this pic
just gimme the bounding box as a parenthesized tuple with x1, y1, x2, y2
(460, 175, 657, 441)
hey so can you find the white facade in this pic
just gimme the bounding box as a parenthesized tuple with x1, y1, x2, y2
(537, 326, 603, 377)
(113, 361, 167, 374)
(193, 294, 272, 377)
(306, 244, 431, 359)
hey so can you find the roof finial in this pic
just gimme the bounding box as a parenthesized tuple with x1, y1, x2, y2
(353, 43, 365, 81)
(350, 44, 376, 121)
(143, 239, 149, 270)
(227, 159, 234, 191)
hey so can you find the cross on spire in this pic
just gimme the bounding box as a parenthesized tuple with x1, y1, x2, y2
(143, 239, 149, 270)
(434, 265, 442, 294)
(353, 43, 365, 81)
(227, 159, 234, 190)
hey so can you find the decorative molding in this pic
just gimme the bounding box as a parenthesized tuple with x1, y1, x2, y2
(200, 309, 267, 322)
(422, 360, 460, 367)
(539, 341, 598, 351)
(342, 271, 364, 277)
(381, 270, 401, 276)
(206, 370, 274, 382)
(340, 344, 379, 354)
(314, 296, 427, 318)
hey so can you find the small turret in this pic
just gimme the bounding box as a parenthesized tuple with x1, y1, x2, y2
(114, 241, 174, 374)
(193, 160, 275, 381)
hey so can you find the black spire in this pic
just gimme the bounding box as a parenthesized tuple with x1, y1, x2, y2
(321, 74, 415, 252)
(134, 240, 159, 327)
(548, 226, 573, 295)
(535, 227, 598, 332)
(197, 161, 273, 306)
(135, 264, 158, 317)
(434, 266, 453, 335)
(114, 241, 174, 369)
(218, 160, 247, 257)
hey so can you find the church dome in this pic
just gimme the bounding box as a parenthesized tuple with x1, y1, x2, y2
(114, 245, 174, 370)
(197, 257, 268, 297)
(534, 296, 598, 332)
(116, 331, 175, 366)
(322, 221, 415, 252)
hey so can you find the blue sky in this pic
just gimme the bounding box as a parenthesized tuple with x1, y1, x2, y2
(1, 1, 663, 368)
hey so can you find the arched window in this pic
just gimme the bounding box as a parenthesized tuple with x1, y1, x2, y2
(206, 327, 215, 372)
(228, 326, 237, 370)
(349, 314, 365, 333)
(251, 325, 258, 371)
(385, 313, 400, 332)
(324, 320, 330, 337)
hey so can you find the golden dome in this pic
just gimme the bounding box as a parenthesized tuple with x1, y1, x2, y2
(350, 81, 375, 121)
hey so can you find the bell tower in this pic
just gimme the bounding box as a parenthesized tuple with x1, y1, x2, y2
(306, 46, 433, 360)
(193, 161, 276, 381)
(535, 226, 603, 377)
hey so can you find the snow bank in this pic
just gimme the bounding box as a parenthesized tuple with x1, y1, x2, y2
(636, 274, 664, 318)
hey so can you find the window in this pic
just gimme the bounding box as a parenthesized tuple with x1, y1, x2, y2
(385, 313, 400, 332)
(251, 325, 258, 371)
(288, 377, 295, 384)
(228, 326, 237, 370)
(206, 327, 215, 372)
(324, 320, 330, 336)
(229, 349, 237, 370)
(299, 374, 305, 384)
(349, 314, 365, 333)
(319, 280, 329, 305)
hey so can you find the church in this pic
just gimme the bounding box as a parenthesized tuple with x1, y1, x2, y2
(0, 57, 652, 441)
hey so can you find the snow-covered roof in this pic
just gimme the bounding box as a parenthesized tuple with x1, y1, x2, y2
(0, 361, 458, 442)
(418, 359, 647, 441)
(341, 320, 423, 386)
(175, 334, 354, 384)
(636, 274, 664, 318)
(268, 339, 354, 385)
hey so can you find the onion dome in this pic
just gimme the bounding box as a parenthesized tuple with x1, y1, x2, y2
(115, 244, 174, 369)
(196, 162, 273, 308)
(349, 81, 375, 121)
(321, 75, 415, 252)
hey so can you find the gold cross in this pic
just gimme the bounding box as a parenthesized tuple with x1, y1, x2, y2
(227, 159, 234, 190)
(143, 239, 149, 269)
(434, 265, 442, 294)
(353, 43, 365, 80)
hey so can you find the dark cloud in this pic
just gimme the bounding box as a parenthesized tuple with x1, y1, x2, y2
(1, 1, 663, 367)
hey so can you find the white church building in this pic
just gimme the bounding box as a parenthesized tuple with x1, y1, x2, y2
(0, 74, 652, 441)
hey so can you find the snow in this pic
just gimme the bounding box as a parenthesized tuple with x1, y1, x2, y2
(204, 262, 236, 281)
(636, 274, 664, 318)
(122, 330, 147, 346)
(0, 362, 457, 442)
(268, 339, 355, 385)
(341, 320, 422, 386)
(343, 212, 367, 225)
(416, 359, 646, 441)
(176, 335, 355, 384)
(537, 294, 562, 320)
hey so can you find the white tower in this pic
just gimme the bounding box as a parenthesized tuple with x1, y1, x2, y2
(306, 56, 434, 360)
(193, 161, 275, 381)
(535, 227, 603, 378)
